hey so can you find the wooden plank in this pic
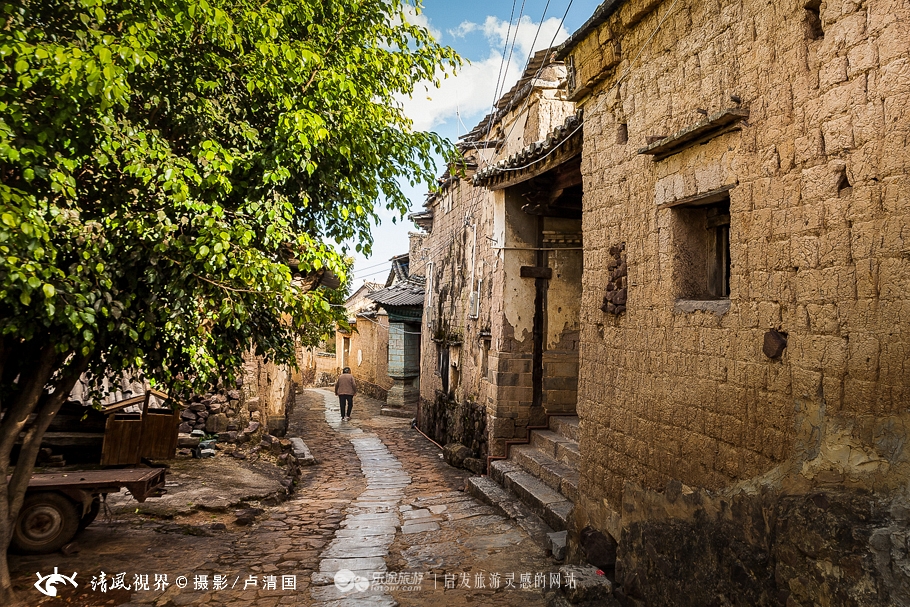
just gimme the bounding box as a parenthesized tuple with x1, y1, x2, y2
(520, 266, 553, 279)
(102, 418, 143, 466)
(638, 109, 749, 160)
(101, 395, 147, 415)
(27, 468, 164, 486)
(139, 410, 179, 460)
(657, 185, 735, 209)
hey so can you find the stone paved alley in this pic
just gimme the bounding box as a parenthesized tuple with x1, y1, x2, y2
(10, 389, 565, 606)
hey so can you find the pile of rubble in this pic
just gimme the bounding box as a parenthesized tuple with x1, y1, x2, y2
(174, 388, 314, 493)
(177, 389, 245, 435)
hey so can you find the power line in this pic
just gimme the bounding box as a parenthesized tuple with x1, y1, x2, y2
(454, 0, 577, 233)
(354, 266, 393, 280)
(493, 0, 683, 174)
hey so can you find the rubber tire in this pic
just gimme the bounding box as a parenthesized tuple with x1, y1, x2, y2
(10, 492, 81, 555)
(77, 496, 101, 531)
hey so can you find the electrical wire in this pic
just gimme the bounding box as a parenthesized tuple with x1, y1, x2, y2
(420, 0, 684, 333)
(496, 0, 683, 173)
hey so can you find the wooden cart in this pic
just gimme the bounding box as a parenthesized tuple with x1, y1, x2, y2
(100, 389, 180, 466)
(10, 467, 167, 554)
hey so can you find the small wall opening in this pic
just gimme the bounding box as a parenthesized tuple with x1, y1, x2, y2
(449, 345, 461, 393)
(480, 337, 491, 381)
(436, 343, 449, 394)
(617, 123, 629, 144)
(671, 196, 731, 300)
(805, 0, 824, 40)
(837, 169, 853, 196)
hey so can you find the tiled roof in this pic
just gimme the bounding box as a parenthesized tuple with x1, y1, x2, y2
(408, 210, 433, 232)
(473, 110, 583, 186)
(385, 254, 411, 287)
(367, 279, 425, 308)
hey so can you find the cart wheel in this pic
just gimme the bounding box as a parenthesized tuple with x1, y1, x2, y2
(77, 496, 101, 531)
(10, 492, 81, 554)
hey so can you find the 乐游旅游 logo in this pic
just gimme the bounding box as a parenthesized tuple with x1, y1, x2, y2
(333, 568, 369, 592)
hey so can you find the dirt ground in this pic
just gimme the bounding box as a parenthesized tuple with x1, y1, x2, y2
(9, 390, 567, 606)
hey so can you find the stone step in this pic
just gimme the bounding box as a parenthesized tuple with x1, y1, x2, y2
(530, 430, 580, 468)
(551, 416, 579, 442)
(380, 407, 416, 419)
(492, 465, 573, 531)
(511, 444, 579, 503)
(466, 476, 555, 553)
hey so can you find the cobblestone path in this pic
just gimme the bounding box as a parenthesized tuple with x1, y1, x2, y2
(10, 389, 560, 606)
(309, 393, 409, 606)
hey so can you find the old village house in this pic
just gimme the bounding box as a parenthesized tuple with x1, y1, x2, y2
(418, 0, 910, 604)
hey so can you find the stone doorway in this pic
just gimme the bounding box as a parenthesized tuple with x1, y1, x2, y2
(519, 156, 583, 418)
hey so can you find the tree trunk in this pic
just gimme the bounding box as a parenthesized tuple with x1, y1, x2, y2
(0, 548, 16, 606)
(0, 347, 89, 604)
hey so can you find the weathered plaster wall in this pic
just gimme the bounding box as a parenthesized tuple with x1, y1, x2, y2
(297, 347, 338, 387)
(418, 80, 577, 458)
(573, 408, 910, 606)
(563, 0, 910, 599)
(241, 351, 294, 434)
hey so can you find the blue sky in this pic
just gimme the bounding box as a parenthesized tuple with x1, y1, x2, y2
(347, 0, 601, 287)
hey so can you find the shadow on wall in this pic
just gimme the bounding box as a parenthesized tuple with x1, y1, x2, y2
(422, 392, 488, 475)
(572, 406, 910, 606)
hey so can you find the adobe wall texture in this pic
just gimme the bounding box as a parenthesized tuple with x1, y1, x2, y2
(418, 172, 497, 453)
(297, 347, 338, 387)
(571, 0, 910, 512)
(562, 0, 910, 601)
(241, 351, 294, 435)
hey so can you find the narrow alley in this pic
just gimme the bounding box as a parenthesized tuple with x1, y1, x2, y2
(11, 389, 572, 606)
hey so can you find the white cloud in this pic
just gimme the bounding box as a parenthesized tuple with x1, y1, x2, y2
(480, 14, 569, 58)
(399, 54, 522, 132)
(400, 14, 570, 133)
(448, 20, 479, 38)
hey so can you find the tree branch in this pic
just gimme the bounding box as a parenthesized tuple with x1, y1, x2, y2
(0, 343, 58, 473)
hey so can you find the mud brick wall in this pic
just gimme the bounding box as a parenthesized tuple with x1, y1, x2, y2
(418, 171, 498, 444)
(241, 352, 293, 434)
(586, 409, 910, 606)
(563, 0, 910, 524)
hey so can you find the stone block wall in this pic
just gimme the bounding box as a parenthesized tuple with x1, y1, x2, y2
(561, 0, 910, 574)
(241, 351, 293, 435)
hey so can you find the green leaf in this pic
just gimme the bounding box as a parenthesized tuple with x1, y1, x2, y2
(43, 283, 56, 298)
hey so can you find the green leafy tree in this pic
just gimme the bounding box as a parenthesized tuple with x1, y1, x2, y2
(0, 0, 457, 596)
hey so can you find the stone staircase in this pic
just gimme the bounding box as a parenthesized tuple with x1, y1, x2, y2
(467, 416, 579, 557)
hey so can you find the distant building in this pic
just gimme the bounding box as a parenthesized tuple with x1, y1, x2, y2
(365, 234, 427, 417)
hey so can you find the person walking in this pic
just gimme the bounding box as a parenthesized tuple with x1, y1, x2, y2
(334, 367, 357, 421)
